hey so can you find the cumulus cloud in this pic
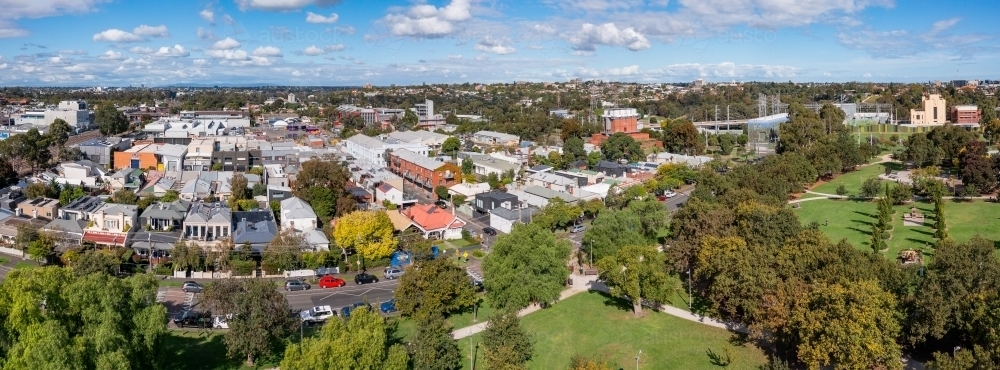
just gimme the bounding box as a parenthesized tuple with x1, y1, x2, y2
(205, 49, 249, 60)
(606, 65, 640, 76)
(474, 36, 516, 55)
(838, 18, 988, 58)
(650, 62, 799, 79)
(333, 26, 356, 35)
(99, 50, 124, 60)
(153, 44, 189, 57)
(212, 37, 241, 50)
(566, 23, 650, 52)
(306, 12, 338, 24)
(0, 0, 111, 38)
(200, 8, 214, 23)
(197, 27, 217, 40)
(234, 0, 342, 11)
(129, 46, 153, 54)
(300, 44, 344, 56)
(447, 54, 462, 60)
(133, 24, 169, 37)
(383, 0, 472, 38)
(252, 46, 283, 57)
(545, 0, 644, 12)
(92, 29, 145, 42)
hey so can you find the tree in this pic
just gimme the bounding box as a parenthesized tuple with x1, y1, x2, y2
(583, 209, 648, 261)
(819, 103, 847, 134)
(26, 231, 56, 263)
(661, 117, 704, 155)
(58, 184, 86, 206)
(904, 133, 938, 166)
(95, 103, 129, 135)
(482, 310, 533, 370)
(395, 257, 477, 322)
(47, 118, 72, 148)
(563, 137, 586, 163)
(461, 157, 474, 174)
(0, 156, 16, 187)
(569, 356, 613, 370)
(171, 241, 204, 272)
(869, 224, 885, 254)
(435, 185, 450, 200)
(332, 211, 397, 265)
(984, 118, 1000, 145)
(717, 133, 735, 156)
(483, 223, 570, 310)
(111, 189, 139, 205)
(202, 278, 296, 366)
(281, 306, 408, 370)
(227, 173, 251, 209)
(21, 128, 51, 172)
(960, 140, 995, 192)
(835, 184, 848, 196)
(859, 178, 882, 199)
(412, 316, 462, 370)
(442, 136, 461, 157)
(72, 250, 121, 276)
(596, 245, 673, 315)
(24, 182, 48, 199)
(294, 158, 349, 221)
(161, 190, 180, 202)
(251, 181, 267, 197)
(934, 195, 948, 241)
(400, 109, 419, 131)
(600, 132, 643, 162)
(561, 120, 583, 142)
(0, 268, 167, 370)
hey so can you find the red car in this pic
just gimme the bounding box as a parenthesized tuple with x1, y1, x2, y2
(318, 276, 346, 289)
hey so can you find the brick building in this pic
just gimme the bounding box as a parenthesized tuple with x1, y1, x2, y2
(950, 105, 981, 125)
(387, 149, 461, 194)
(588, 108, 662, 149)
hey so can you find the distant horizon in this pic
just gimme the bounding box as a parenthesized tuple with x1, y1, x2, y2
(0, 0, 997, 86)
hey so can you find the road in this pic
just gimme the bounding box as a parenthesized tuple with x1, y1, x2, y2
(0, 264, 11, 281)
(282, 279, 400, 311)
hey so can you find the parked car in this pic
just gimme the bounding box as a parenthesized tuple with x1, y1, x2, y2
(664, 190, 677, 198)
(482, 227, 497, 236)
(300, 305, 337, 325)
(570, 225, 586, 233)
(434, 200, 448, 208)
(172, 310, 211, 328)
(384, 267, 404, 280)
(284, 279, 311, 291)
(340, 302, 373, 318)
(354, 273, 379, 285)
(212, 314, 232, 329)
(315, 267, 339, 276)
(181, 281, 204, 293)
(656, 194, 667, 201)
(318, 276, 346, 288)
(380, 299, 397, 314)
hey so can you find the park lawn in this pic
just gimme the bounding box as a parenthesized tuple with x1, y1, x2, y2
(390, 298, 496, 343)
(0, 257, 8, 265)
(810, 162, 902, 195)
(794, 198, 1000, 260)
(162, 331, 282, 370)
(13, 261, 38, 269)
(464, 291, 766, 370)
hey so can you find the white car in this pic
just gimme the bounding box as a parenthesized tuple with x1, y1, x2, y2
(212, 315, 232, 329)
(300, 305, 336, 324)
(384, 267, 405, 280)
(664, 190, 677, 198)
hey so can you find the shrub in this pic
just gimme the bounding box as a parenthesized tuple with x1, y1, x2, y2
(472, 250, 485, 259)
(835, 184, 848, 196)
(153, 265, 173, 275)
(231, 258, 257, 276)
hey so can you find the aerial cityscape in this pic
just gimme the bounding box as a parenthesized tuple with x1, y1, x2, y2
(0, 0, 999, 369)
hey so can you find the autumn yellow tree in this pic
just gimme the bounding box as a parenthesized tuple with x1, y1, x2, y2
(333, 211, 397, 265)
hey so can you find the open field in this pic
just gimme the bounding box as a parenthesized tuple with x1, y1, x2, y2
(810, 161, 903, 195)
(163, 331, 282, 370)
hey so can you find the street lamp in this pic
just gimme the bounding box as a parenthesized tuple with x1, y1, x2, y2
(686, 269, 692, 311)
(589, 239, 593, 268)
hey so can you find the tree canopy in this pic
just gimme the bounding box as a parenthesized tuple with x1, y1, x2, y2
(483, 223, 571, 310)
(332, 211, 398, 263)
(280, 307, 408, 370)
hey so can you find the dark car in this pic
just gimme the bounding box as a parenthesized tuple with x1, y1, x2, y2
(181, 281, 204, 293)
(354, 273, 379, 285)
(481, 227, 497, 236)
(341, 302, 373, 318)
(172, 310, 212, 328)
(285, 279, 311, 291)
(380, 299, 397, 314)
(434, 200, 448, 208)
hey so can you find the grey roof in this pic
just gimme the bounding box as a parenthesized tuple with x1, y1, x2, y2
(490, 206, 539, 222)
(528, 172, 576, 186)
(391, 149, 447, 171)
(42, 218, 88, 234)
(346, 134, 387, 150)
(303, 229, 329, 246)
(281, 197, 316, 219)
(62, 196, 105, 214)
(387, 130, 449, 144)
(140, 200, 192, 220)
(96, 203, 138, 217)
(232, 210, 278, 247)
(524, 186, 579, 202)
(130, 230, 183, 250)
(528, 164, 552, 172)
(474, 130, 519, 142)
(185, 203, 232, 224)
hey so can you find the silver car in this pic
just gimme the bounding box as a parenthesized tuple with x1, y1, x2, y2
(384, 267, 404, 280)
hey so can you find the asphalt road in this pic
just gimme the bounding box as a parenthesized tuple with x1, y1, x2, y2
(282, 279, 400, 312)
(664, 193, 690, 212)
(0, 264, 11, 281)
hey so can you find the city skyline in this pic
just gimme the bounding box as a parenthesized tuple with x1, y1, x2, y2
(0, 0, 997, 86)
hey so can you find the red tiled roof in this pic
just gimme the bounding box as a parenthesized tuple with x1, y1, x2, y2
(82, 231, 128, 246)
(403, 204, 465, 231)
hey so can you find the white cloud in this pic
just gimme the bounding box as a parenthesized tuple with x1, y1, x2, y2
(58, 49, 88, 55)
(200, 8, 214, 23)
(153, 44, 189, 57)
(545, 0, 643, 12)
(838, 18, 987, 58)
(383, 0, 472, 38)
(302, 45, 326, 56)
(205, 49, 249, 60)
(531, 24, 557, 35)
(334, 26, 356, 35)
(926, 17, 960, 37)
(192, 58, 209, 66)
(133, 24, 169, 37)
(197, 27, 216, 40)
(566, 23, 650, 52)
(474, 36, 516, 55)
(325, 44, 345, 52)
(129, 46, 153, 54)
(306, 12, 338, 24)
(252, 46, 283, 57)
(606, 65, 640, 76)
(292, 70, 304, 77)
(234, 0, 342, 11)
(650, 62, 799, 79)
(212, 37, 241, 50)
(447, 54, 462, 60)
(99, 50, 124, 60)
(93, 28, 145, 42)
(0, 0, 110, 38)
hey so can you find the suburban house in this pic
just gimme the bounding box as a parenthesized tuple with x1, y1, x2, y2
(594, 160, 632, 178)
(41, 218, 88, 252)
(489, 205, 539, 233)
(59, 196, 104, 221)
(183, 202, 232, 243)
(232, 209, 279, 252)
(387, 149, 461, 195)
(264, 164, 290, 187)
(462, 153, 522, 178)
(526, 164, 553, 175)
(55, 161, 105, 188)
(474, 191, 521, 214)
(140, 178, 176, 198)
(375, 183, 416, 208)
(109, 168, 144, 192)
(82, 203, 138, 247)
(280, 197, 318, 231)
(140, 200, 192, 231)
(266, 185, 293, 203)
(16, 198, 59, 220)
(184, 138, 215, 171)
(0, 188, 25, 212)
(402, 204, 465, 240)
(471, 131, 519, 147)
(512, 186, 580, 208)
(527, 172, 580, 195)
(344, 134, 429, 166)
(448, 183, 491, 200)
(386, 130, 451, 149)
(179, 178, 212, 201)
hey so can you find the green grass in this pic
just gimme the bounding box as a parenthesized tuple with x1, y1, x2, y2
(795, 198, 1000, 260)
(13, 261, 38, 269)
(0, 257, 8, 265)
(162, 331, 282, 370)
(460, 291, 767, 370)
(390, 299, 496, 343)
(810, 162, 903, 195)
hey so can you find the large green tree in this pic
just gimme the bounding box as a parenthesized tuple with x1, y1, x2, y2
(47, 118, 73, 148)
(483, 223, 571, 310)
(412, 316, 462, 370)
(600, 132, 643, 162)
(293, 157, 350, 222)
(442, 136, 461, 157)
(661, 117, 703, 155)
(281, 307, 408, 370)
(394, 257, 477, 322)
(95, 103, 129, 136)
(596, 245, 674, 315)
(202, 278, 296, 366)
(959, 140, 995, 193)
(482, 310, 533, 370)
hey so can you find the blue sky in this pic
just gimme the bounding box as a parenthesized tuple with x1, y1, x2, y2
(0, 0, 996, 86)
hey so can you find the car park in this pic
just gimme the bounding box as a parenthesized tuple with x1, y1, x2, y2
(318, 276, 346, 288)
(383, 267, 404, 280)
(172, 310, 211, 328)
(181, 281, 204, 293)
(284, 279, 311, 291)
(354, 273, 379, 285)
(300, 305, 337, 325)
(570, 225, 586, 233)
(380, 299, 397, 314)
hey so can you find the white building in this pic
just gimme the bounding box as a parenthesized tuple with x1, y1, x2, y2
(280, 197, 317, 231)
(16, 100, 92, 132)
(385, 130, 451, 149)
(472, 131, 520, 147)
(343, 134, 429, 166)
(287, 93, 297, 104)
(415, 99, 434, 119)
